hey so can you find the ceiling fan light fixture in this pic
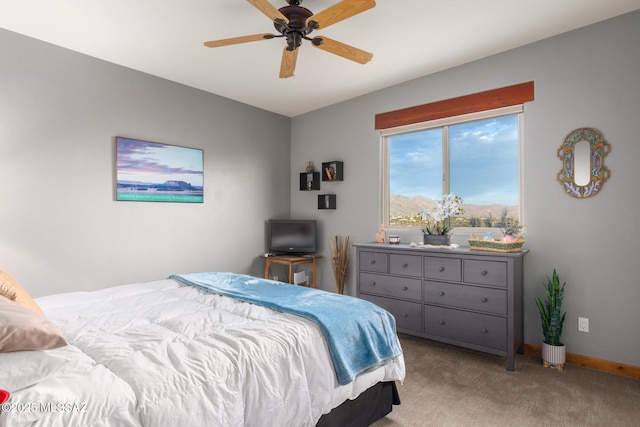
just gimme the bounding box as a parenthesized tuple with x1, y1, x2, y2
(286, 32, 303, 50)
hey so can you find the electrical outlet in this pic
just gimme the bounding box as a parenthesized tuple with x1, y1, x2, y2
(578, 317, 589, 333)
(273, 275, 278, 282)
(305, 275, 309, 284)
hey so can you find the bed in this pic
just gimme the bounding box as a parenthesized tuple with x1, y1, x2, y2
(0, 271, 405, 426)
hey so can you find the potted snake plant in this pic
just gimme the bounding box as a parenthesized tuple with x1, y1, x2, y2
(535, 269, 567, 370)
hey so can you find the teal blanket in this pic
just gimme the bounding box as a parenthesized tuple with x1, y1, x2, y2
(169, 272, 402, 386)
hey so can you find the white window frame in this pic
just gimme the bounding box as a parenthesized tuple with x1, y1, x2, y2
(380, 105, 526, 235)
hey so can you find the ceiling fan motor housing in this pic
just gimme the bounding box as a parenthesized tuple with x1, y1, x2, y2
(276, 5, 314, 50)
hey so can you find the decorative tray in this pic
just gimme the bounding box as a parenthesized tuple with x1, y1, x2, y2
(467, 234, 525, 253)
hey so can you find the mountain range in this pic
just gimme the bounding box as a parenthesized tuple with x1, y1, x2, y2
(390, 194, 518, 219)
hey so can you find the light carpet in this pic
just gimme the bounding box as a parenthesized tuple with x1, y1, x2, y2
(373, 334, 640, 426)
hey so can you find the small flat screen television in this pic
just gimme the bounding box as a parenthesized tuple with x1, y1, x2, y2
(266, 219, 317, 255)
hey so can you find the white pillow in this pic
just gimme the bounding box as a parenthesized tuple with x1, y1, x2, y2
(0, 351, 68, 392)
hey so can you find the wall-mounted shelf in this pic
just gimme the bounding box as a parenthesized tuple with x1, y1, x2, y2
(322, 161, 343, 181)
(318, 194, 336, 210)
(299, 172, 320, 191)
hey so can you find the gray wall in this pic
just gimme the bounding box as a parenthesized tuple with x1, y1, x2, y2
(291, 11, 640, 366)
(0, 28, 291, 297)
(2, 10, 638, 368)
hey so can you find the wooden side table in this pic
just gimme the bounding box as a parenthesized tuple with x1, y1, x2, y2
(260, 255, 322, 288)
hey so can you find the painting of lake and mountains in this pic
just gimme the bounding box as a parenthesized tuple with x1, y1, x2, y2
(116, 137, 204, 203)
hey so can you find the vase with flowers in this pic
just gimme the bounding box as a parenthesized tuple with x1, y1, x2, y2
(501, 217, 523, 242)
(420, 193, 464, 246)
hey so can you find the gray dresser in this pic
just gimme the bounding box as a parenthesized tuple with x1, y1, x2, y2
(355, 243, 527, 371)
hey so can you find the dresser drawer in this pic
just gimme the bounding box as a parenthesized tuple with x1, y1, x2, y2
(359, 251, 388, 273)
(359, 273, 422, 301)
(424, 256, 461, 282)
(425, 306, 507, 351)
(463, 260, 507, 287)
(361, 294, 422, 333)
(424, 281, 507, 315)
(389, 254, 422, 277)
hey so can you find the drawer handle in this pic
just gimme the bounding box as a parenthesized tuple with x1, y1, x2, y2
(439, 266, 445, 272)
(403, 313, 409, 318)
(481, 297, 488, 302)
(370, 260, 376, 264)
(402, 286, 409, 291)
(481, 328, 488, 334)
(370, 282, 376, 286)
(402, 263, 408, 268)
(438, 320, 445, 326)
(439, 291, 445, 296)
(481, 270, 488, 276)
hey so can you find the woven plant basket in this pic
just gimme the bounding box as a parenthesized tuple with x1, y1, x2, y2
(468, 234, 525, 253)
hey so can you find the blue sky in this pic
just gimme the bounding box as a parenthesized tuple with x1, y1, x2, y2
(116, 138, 204, 186)
(389, 115, 518, 205)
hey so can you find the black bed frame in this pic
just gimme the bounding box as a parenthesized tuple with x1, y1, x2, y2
(316, 381, 400, 427)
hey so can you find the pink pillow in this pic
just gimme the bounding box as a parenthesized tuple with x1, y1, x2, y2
(0, 296, 67, 353)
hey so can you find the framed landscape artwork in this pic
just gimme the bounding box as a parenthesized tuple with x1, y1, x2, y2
(115, 136, 204, 203)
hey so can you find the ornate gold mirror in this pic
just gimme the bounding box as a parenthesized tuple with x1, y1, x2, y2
(557, 128, 610, 198)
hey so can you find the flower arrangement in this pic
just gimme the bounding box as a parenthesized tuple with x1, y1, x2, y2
(501, 217, 523, 242)
(420, 194, 464, 236)
(503, 218, 522, 235)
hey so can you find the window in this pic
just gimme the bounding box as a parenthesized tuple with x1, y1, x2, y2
(381, 106, 523, 232)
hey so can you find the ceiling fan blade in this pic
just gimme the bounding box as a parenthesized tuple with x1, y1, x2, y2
(307, 0, 375, 30)
(312, 36, 373, 64)
(204, 33, 276, 48)
(279, 47, 298, 78)
(247, 0, 289, 23)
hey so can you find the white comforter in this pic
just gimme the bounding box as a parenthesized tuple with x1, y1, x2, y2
(1, 278, 405, 426)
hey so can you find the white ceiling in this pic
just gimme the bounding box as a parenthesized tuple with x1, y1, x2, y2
(1, 1, 639, 117)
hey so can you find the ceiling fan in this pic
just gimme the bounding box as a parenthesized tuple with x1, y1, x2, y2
(204, 0, 376, 78)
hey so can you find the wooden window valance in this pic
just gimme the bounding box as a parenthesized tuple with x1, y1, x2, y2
(375, 81, 534, 130)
